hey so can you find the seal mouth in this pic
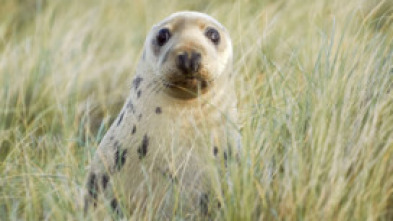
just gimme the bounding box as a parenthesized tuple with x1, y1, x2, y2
(164, 76, 209, 89)
(163, 75, 213, 100)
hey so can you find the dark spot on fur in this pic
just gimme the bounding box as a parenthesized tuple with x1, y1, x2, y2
(133, 76, 143, 90)
(115, 149, 127, 171)
(200, 193, 209, 215)
(132, 125, 136, 134)
(224, 151, 229, 168)
(213, 146, 218, 156)
(127, 100, 135, 113)
(142, 49, 146, 60)
(111, 198, 119, 214)
(217, 201, 221, 209)
(117, 112, 124, 126)
(114, 141, 126, 171)
(155, 107, 162, 114)
(110, 136, 114, 141)
(121, 150, 127, 166)
(87, 173, 98, 200)
(111, 198, 117, 209)
(138, 114, 142, 121)
(102, 174, 110, 190)
(137, 90, 142, 98)
(137, 135, 149, 159)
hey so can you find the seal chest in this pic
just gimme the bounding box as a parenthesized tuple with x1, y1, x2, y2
(84, 11, 240, 217)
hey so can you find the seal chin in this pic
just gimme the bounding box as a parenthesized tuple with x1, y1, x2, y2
(163, 76, 212, 100)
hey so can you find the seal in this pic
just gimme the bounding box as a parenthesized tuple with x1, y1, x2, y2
(84, 11, 240, 218)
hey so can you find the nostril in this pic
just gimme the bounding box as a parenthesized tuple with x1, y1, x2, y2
(176, 52, 188, 72)
(190, 52, 201, 72)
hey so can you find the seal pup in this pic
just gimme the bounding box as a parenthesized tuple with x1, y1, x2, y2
(84, 11, 240, 218)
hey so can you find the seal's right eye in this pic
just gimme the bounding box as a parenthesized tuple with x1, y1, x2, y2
(156, 28, 171, 46)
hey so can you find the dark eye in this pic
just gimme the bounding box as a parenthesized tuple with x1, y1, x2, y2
(205, 28, 220, 45)
(156, 28, 171, 46)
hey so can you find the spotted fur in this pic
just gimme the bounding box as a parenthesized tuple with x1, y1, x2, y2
(137, 135, 149, 159)
(213, 146, 218, 156)
(102, 174, 110, 190)
(131, 125, 136, 134)
(155, 107, 162, 114)
(132, 76, 143, 90)
(87, 173, 98, 200)
(117, 112, 124, 126)
(115, 149, 127, 171)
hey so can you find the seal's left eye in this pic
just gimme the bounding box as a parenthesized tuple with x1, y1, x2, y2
(156, 28, 171, 46)
(205, 28, 220, 45)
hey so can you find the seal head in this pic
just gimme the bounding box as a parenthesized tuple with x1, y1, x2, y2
(144, 11, 233, 100)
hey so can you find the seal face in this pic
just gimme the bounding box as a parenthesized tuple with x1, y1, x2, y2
(84, 11, 240, 218)
(146, 11, 233, 99)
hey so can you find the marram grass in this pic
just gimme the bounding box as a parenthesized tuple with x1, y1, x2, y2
(0, 0, 392, 220)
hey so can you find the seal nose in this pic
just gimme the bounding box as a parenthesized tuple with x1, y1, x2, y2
(176, 51, 201, 74)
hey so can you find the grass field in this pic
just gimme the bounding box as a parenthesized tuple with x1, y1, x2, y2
(0, 0, 392, 220)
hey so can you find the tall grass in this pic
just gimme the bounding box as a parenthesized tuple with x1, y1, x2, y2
(0, 0, 392, 220)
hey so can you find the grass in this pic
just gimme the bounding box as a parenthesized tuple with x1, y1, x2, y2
(0, 0, 392, 220)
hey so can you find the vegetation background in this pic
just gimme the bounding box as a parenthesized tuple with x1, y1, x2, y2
(0, 0, 392, 220)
